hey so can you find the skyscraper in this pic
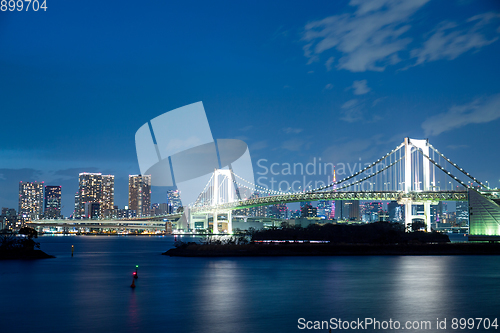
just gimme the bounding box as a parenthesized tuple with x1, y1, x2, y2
(44, 185, 62, 219)
(456, 201, 469, 227)
(74, 192, 79, 218)
(76, 173, 102, 218)
(335, 200, 360, 221)
(101, 175, 115, 218)
(129, 175, 151, 217)
(317, 200, 332, 219)
(74, 173, 115, 219)
(1, 208, 17, 230)
(167, 189, 182, 214)
(18, 181, 44, 223)
(151, 203, 169, 216)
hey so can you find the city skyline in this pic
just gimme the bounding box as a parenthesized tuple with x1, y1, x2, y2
(1, 0, 499, 217)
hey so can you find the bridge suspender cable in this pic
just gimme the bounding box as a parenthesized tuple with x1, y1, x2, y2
(309, 142, 405, 192)
(310, 156, 404, 193)
(410, 143, 481, 190)
(427, 143, 489, 189)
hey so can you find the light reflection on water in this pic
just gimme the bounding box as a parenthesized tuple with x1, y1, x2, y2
(0, 236, 499, 333)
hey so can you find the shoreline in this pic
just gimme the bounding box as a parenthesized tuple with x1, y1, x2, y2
(0, 249, 55, 260)
(163, 242, 500, 257)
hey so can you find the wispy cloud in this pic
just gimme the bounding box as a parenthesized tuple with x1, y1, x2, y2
(324, 83, 334, 90)
(351, 79, 371, 95)
(325, 56, 335, 71)
(301, 1, 499, 72)
(372, 96, 387, 106)
(281, 138, 310, 151)
(322, 136, 384, 164)
(422, 94, 500, 136)
(447, 144, 470, 150)
(302, 0, 429, 72)
(411, 12, 500, 66)
(239, 125, 253, 132)
(250, 140, 268, 151)
(283, 127, 304, 134)
(340, 99, 363, 122)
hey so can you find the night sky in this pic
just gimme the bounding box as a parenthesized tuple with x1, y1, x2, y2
(1, 0, 499, 217)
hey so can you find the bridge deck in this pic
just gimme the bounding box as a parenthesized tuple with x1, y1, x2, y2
(189, 191, 468, 214)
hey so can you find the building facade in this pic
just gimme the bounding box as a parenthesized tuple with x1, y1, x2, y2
(76, 173, 102, 218)
(101, 175, 115, 218)
(18, 181, 44, 223)
(44, 185, 62, 219)
(129, 175, 151, 217)
(167, 189, 182, 214)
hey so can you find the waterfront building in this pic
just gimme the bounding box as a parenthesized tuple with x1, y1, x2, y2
(76, 173, 102, 218)
(18, 181, 44, 223)
(129, 175, 151, 217)
(74, 192, 79, 218)
(116, 208, 137, 219)
(101, 175, 115, 218)
(44, 185, 62, 219)
(0, 208, 18, 230)
(84, 202, 101, 220)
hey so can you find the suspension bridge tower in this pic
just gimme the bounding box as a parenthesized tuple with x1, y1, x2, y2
(403, 138, 432, 232)
(212, 168, 236, 234)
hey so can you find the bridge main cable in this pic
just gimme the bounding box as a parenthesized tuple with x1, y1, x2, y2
(310, 155, 404, 193)
(427, 143, 489, 189)
(309, 142, 405, 192)
(410, 143, 476, 190)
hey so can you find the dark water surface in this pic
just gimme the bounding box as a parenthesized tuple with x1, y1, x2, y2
(1, 235, 499, 333)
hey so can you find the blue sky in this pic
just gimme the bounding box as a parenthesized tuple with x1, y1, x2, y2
(1, 0, 499, 216)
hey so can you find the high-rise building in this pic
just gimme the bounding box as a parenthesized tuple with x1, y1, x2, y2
(317, 200, 332, 219)
(101, 175, 115, 218)
(167, 189, 182, 214)
(152, 203, 169, 216)
(1, 208, 18, 230)
(129, 175, 151, 217)
(300, 201, 312, 209)
(250, 193, 267, 217)
(18, 181, 44, 223)
(84, 202, 101, 220)
(76, 173, 102, 218)
(300, 203, 317, 218)
(74, 192, 79, 218)
(456, 201, 469, 227)
(360, 201, 383, 222)
(387, 201, 403, 222)
(267, 203, 288, 219)
(335, 200, 360, 221)
(44, 185, 62, 219)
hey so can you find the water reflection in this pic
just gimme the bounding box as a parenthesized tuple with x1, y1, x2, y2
(1, 236, 499, 333)
(389, 257, 454, 320)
